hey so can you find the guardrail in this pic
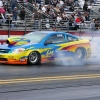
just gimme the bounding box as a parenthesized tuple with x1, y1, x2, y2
(0, 18, 97, 35)
(0, 18, 93, 31)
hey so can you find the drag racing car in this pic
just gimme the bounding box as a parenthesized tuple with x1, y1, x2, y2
(0, 31, 91, 64)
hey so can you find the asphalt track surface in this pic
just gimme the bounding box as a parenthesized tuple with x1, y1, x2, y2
(1, 34, 100, 100)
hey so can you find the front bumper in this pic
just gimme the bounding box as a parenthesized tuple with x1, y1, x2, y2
(0, 53, 28, 64)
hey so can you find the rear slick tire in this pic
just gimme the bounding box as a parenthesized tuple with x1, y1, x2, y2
(74, 48, 86, 62)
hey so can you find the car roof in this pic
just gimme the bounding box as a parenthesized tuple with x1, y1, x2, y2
(31, 31, 71, 35)
(31, 31, 77, 38)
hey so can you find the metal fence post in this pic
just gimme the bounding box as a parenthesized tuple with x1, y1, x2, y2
(67, 20, 69, 32)
(24, 16, 26, 35)
(91, 27, 95, 40)
(55, 19, 57, 30)
(39, 19, 41, 31)
(8, 19, 10, 37)
(79, 23, 81, 38)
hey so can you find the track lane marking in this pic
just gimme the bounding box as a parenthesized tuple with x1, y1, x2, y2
(0, 74, 100, 84)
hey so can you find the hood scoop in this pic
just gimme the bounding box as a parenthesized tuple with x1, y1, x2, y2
(6, 37, 30, 46)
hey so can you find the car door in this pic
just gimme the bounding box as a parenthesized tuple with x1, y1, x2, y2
(44, 33, 66, 60)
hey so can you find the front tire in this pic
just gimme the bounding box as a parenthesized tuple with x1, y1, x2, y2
(27, 51, 41, 65)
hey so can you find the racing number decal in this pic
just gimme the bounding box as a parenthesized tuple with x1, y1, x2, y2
(46, 50, 54, 57)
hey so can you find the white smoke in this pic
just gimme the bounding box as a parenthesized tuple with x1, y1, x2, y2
(86, 30, 100, 64)
(54, 30, 100, 66)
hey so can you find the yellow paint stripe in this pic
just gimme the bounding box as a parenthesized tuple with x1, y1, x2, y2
(0, 74, 100, 85)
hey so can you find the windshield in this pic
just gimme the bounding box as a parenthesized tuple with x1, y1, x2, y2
(22, 32, 47, 43)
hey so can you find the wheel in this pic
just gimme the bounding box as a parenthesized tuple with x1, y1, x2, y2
(27, 51, 41, 65)
(74, 48, 86, 62)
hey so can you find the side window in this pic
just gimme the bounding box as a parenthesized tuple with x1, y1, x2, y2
(67, 36, 78, 42)
(56, 34, 65, 43)
(45, 34, 65, 44)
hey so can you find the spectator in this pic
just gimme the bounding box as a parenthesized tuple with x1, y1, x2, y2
(69, 15, 79, 30)
(59, 0, 64, 5)
(42, 5, 46, 13)
(80, 15, 84, 23)
(62, 11, 68, 20)
(10, 0, 17, 10)
(74, 0, 79, 7)
(90, 0, 94, 3)
(68, 15, 74, 30)
(52, 25, 57, 31)
(28, 0, 33, 4)
(39, 4, 42, 10)
(59, 6, 64, 13)
(6, 15, 12, 26)
(75, 10, 81, 16)
(0, 0, 3, 7)
(71, 13, 75, 20)
(45, 0, 50, 4)
(69, 4, 74, 12)
(88, 3, 93, 14)
(78, 0, 84, 8)
(0, 6, 5, 14)
(32, 1, 36, 7)
(0, 0, 97, 31)
(75, 15, 82, 25)
(4, 5, 11, 14)
(50, 12, 56, 19)
(0, 13, 3, 28)
(67, 0, 74, 6)
(56, 1, 62, 8)
(31, 12, 39, 28)
(30, 14, 34, 23)
(53, 0, 57, 7)
(49, 0, 57, 6)
(50, 0, 55, 5)
(83, 1, 88, 12)
(57, 14, 62, 26)
(94, 0, 97, 4)
(54, 6, 60, 13)
(35, 3, 39, 10)
(34, 12, 38, 19)
(90, 18, 95, 30)
(36, 0, 41, 4)
(19, 8, 25, 20)
(94, 18, 100, 30)
(84, 12, 90, 21)
(37, 11, 43, 19)
(12, 7, 18, 21)
(46, 4, 50, 14)
(63, 1, 67, 8)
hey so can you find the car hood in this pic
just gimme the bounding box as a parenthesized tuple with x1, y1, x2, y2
(0, 37, 39, 50)
(6, 36, 30, 46)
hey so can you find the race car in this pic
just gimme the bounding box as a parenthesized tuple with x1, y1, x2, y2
(0, 31, 91, 64)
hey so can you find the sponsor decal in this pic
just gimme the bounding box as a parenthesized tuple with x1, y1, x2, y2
(0, 55, 4, 58)
(8, 56, 14, 59)
(46, 50, 54, 57)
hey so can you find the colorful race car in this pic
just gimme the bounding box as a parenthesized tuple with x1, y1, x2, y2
(0, 31, 91, 64)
